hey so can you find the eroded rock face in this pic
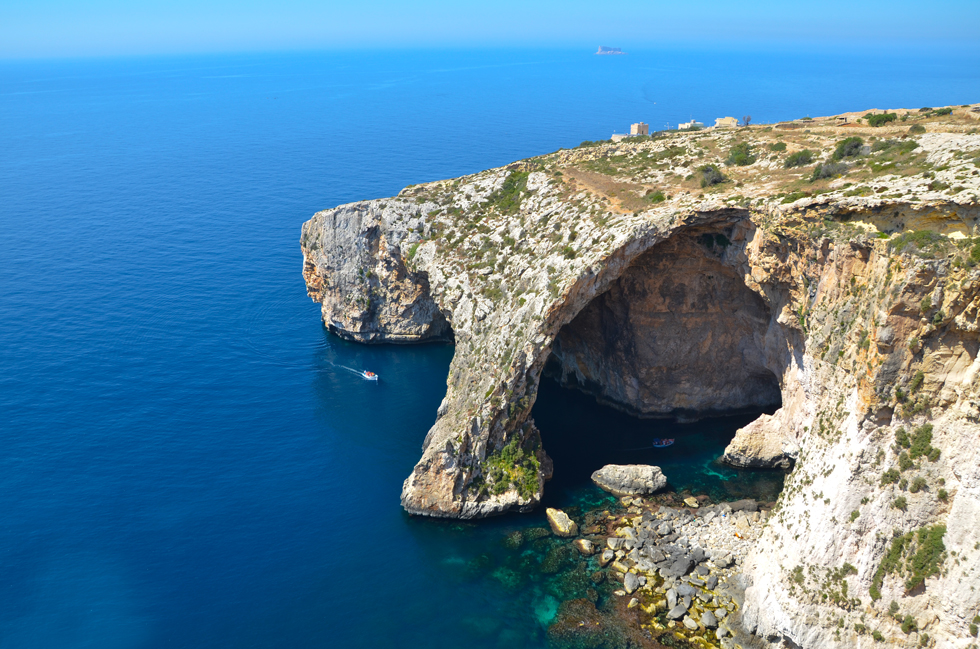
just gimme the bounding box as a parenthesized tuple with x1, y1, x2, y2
(301, 201, 452, 343)
(302, 126, 980, 648)
(591, 464, 668, 497)
(721, 413, 798, 469)
(550, 234, 782, 417)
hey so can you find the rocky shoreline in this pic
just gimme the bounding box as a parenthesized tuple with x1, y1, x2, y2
(544, 492, 770, 649)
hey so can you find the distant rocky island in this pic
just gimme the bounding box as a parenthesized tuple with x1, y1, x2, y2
(596, 46, 625, 55)
(302, 105, 980, 648)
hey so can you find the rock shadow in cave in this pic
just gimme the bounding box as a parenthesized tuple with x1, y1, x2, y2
(549, 231, 782, 419)
(533, 377, 785, 506)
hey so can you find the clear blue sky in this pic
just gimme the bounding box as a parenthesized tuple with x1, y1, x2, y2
(1, 0, 978, 59)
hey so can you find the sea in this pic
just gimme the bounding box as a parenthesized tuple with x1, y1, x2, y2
(1, 47, 978, 649)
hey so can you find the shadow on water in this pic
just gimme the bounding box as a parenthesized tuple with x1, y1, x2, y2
(533, 377, 788, 506)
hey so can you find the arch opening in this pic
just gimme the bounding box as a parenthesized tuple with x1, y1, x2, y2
(533, 228, 786, 501)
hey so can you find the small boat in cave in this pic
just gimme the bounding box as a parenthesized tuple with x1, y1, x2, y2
(650, 438, 675, 448)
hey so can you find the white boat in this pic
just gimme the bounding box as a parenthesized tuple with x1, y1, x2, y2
(362, 371, 379, 381)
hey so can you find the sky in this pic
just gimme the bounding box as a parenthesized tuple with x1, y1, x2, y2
(0, 0, 978, 59)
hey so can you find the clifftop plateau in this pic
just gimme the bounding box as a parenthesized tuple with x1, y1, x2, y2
(302, 104, 980, 648)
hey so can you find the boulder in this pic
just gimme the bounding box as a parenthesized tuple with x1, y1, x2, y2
(599, 549, 614, 567)
(683, 497, 699, 508)
(574, 539, 594, 556)
(624, 572, 640, 594)
(666, 557, 694, 578)
(706, 575, 719, 590)
(666, 588, 677, 609)
(657, 522, 673, 536)
(667, 604, 688, 620)
(729, 499, 758, 512)
(701, 610, 718, 628)
(591, 464, 668, 497)
(546, 508, 578, 537)
(683, 616, 699, 630)
(720, 413, 798, 469)
(675, 584, 696, 597)
(606, 537, 625, 550)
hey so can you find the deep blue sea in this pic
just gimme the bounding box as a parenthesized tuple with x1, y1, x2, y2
(1, 47, 978, 649)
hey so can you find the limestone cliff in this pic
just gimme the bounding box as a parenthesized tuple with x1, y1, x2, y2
(302, 105, 980, 647)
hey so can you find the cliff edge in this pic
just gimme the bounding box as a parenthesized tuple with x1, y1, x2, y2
(302, 105, 980, 647)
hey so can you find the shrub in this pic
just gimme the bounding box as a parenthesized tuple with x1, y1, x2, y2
(898, 452, 913, 471)
(932, 310, 944, 325)
(560, 245, 576, 259)
(971, 623, 978, 637)
(908, 124, 926, 134)
(850, 510, 860, 522)
(909, 477, 927, 493)
(872, 630, 884, 642)
(892, 496, 907, 509)
(901, 615, 917, 634)
(726, 142, 756, 166)
(938, 488, 948, 502)
(890, 230, 949, 258)
(865, 112, 898, 127)
(910, 370, 925, 393)
(927, 447, 941, 462)
(931, 107, 953, 116)
(833, 137, 865, 160)
(646, 190, 666, 203)
(895, 427, 911, 448)
(909, 423, 933, 459)
(486, 170, 529, 214)
(700, 165, 726, 187)
(881, 468, 901, 486)
(784, 149, 814, 168)
(811, 162, 849, 181)
(769, 142, 787, 152)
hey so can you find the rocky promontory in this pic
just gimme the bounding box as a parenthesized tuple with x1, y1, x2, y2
(302, 105, 980, 647)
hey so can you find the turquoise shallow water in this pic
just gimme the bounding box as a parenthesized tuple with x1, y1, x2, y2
(1, 47, 978, 648)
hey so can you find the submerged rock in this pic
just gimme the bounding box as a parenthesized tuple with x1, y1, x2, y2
(590, 464, 668, 497)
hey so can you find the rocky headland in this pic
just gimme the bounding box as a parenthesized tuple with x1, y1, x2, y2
(302, 104, 980, 647)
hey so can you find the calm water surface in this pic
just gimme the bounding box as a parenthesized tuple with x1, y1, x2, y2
(1, 48, 977, 648)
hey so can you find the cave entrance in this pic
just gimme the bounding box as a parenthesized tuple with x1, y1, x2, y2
(535, 229, 785, 504)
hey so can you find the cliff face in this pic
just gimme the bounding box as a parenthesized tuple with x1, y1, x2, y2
(302, 108, 980, 647)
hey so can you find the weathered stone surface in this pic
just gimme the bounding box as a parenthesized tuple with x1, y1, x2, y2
(683, 497, 699, 508)
(573, 538, 594, 556)
(623, 572, 639, 594)
(683, 616, 699, 630)
(666, 557, 695, 578)
(721, 413, 799, 469)
(590, 464, 667, 497)
(303, 117, 980, 648)
(599, 549, 614, 567)
(545, 508, 578, 537)
(667, 604, 688, 620)
(701, 610, 718, 628)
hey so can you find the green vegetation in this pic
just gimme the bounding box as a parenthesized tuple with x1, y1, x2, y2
(909, 477, 927, 493)
(645, 190, 666, 203)
(833, 137, 865, 161)
(769, 142, 787, 152)
(893, 496, 907, 510)
(889, 230, 949, 258)
(486, 170, 529, 215)
(811, 162, 849, 181)
(908, 423, 935, 459)
(481, 434, 541, 499)
(869, 524, 947, 599)
(908, 124, 926, 134)
(726, 142, 756, 166)
(898, 452, 913, 471)
(895, 427, 910, 449)
(850, 510, 860, 522)
(699, 165, 726, 187)
(864, 113, 898, 127)
(901, 615, 917, 634)
(872, 630, 884, 642)
(784, 149, 814, 168)
(938, 488, 948, 502)
(881, 468, 901, 486)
